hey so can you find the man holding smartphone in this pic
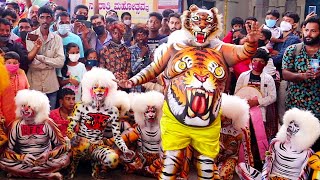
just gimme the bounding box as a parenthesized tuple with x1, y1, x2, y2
(282, 17, 320, 135)
(72, 5, 97, 51)
(26, 6, 64, 110)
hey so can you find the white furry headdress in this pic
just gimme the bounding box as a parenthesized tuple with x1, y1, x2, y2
(221, 93, 250, 130)
(110, 90, 130, 117)
(130, 91, 164, 127)
(15, 89, 50, 124)
(276, 108, 320, 151)
(81, 67, 117, 106)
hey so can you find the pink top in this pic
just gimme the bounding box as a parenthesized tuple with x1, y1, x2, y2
(49, 107, 68, 137)
(222, 31, 233, 44)
(233, 59, 251, 79)
(0, 69, 29, 128)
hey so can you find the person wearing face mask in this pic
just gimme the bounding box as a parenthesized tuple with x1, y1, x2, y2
(90, 14, 112, 53)
(84, 48, 99, 71)
(258, 29, 278, 80)
(17, 18, 32, 47)
(57, 43, 87, 102)
(49, 6, 67, 32)
(235, 48, 276, 122)
(0, 51, 29, 129)
(121, 12, 133, 47)
(223, 17, 244, 44)
(270, 13, 301, 124)
(263, 10, 282, 49)
(235, 49, 277, 170)
(0, 18, 28, 72)
(12, 5, 40, 37)
(1, 9, 22, 43)
(272, 12, 301, 75)
(72, 5, 97, 51)
(55, 12, 85, 60)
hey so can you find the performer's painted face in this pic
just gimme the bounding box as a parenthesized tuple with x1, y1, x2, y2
(287, 121, 300, 137)
(144, 106, 157, 123)
(90, 85, 108, 101)
(20, 104, 35, 119)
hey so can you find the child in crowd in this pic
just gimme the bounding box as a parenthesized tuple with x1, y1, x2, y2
(235, 48, 277, 170)
(57, 43, 87, 102)
(259, 29, 279, 81)
(50, 88, 75, 137)
(232, 29, 251, 79)
(263, 10, 282, 48)
(223, 17, 244, 43)
(84, 48, 99, 71)
(0, 51, 29, 128)
(235, 48, 276, 123)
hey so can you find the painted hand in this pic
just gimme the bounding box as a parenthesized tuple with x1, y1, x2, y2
(114, 79, 133, 89)
(24, 154, 36, 166)
(245, 21, 262, 44)
(34, 151, 49, 165)
(123, 149, 135, 162)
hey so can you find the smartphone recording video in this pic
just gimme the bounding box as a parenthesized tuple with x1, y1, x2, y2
(27, 34, 39, 41)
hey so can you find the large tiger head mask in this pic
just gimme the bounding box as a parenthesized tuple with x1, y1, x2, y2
(164, 47, 227, 127)
(181, 4, 223, 47)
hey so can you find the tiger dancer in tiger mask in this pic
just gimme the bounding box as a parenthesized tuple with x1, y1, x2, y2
(236, 108, 320, 180)
(0, 89, 70, 180)
(104, 91, 165, 177)
(119, 4, 260, 180)
(179, 94, 253, 180)
(67, 68, 135, 179)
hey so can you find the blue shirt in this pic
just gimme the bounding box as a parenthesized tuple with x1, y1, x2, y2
(272, 33, 300, 70)
(96, 31, 112, 53)
(12, 26, 19, 36)
(129, 43, 151, 92)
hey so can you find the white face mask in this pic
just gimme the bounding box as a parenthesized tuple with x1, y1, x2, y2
(68, 53, 80, 62)
(58, 24, 71, 35)
(123, 19, 131, 26)
(280, 21, 292, 32)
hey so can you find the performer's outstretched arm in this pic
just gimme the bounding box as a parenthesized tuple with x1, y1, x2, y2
(221, 22, 261, 66)
(129, 44, 173, 86)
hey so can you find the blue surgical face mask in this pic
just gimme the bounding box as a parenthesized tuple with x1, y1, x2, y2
(86, 60, 99, 67)
(265, 19, 277, 28)
(58, 24, 71, 35)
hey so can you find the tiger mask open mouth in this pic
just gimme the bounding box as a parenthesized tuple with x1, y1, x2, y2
(186, 87, 214, 120)
(182, 4, 223, 45)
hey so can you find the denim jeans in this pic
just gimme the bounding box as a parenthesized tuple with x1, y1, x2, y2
(46, 91, 58, 110)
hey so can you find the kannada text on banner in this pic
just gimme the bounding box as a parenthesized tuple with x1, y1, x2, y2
(82, 0, 158, 24)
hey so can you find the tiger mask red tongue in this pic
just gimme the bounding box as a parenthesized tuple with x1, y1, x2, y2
(195, 32, 206, 43)
(187, 88, 213, 120)
(191, 95, 206, 114)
